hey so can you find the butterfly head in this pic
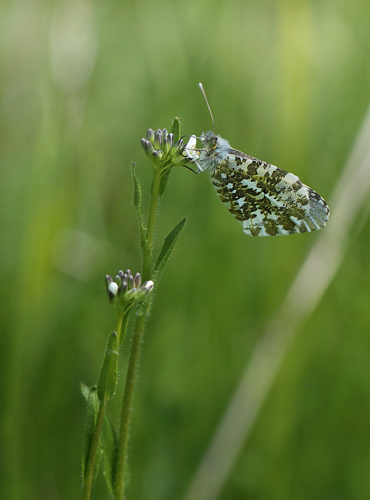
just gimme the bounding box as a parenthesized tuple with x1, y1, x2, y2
(181, 131, 231, 173)
(200, 131, 231, 169)
(200, 130, 218, 150)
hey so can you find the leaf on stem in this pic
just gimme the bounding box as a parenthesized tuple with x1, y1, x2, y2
(154, 217, 187, 276)
(97, 332, 119, 403)
(81, 384, 102, 484)
(132, 162, 142, 210)
(101, 413, 118, 496)
(80, 382, 92, 402)
(159, 170, 171, 197)
(132, 164, 148, 253)
(170, 117, 181, 143)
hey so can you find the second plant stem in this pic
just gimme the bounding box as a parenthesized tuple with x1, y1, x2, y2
(142, 169, 162, 281)
(83, 311, 127, 500)
(82, 400, 106, 500)
(113, 168, 162, 498)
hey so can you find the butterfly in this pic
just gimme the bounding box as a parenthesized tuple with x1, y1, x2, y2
(184, 84, 330, 236)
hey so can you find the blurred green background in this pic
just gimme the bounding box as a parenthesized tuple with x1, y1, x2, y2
(2, 0, 370, 499)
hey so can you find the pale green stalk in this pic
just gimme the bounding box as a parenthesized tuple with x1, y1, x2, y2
(82, 311, 128, 500)
(82, 400, 107, 500)
(113, 168, 161, 498)
(142, 169, 162, 281)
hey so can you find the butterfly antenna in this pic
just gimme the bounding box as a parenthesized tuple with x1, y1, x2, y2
(199, 82, 215, 133)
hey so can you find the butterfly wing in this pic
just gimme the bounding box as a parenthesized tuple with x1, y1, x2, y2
(210, 150, 329, 236)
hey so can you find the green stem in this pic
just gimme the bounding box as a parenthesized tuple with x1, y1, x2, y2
(82, 311, 127, 500)
(114, 168, 162, 498)
(82, 399, 107, 500)
(142, 170, 162, 281)
(113, 305, 150, 499)
(116, 309, 130, 347)
(115, 313, 124, 342)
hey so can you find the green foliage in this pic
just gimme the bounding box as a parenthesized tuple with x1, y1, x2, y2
(158, 117, 182, 196)
(3, 1, 370, 499)
(132, 164, 148, 254)
(159, 170, 171, 198)
(81, 385, 102, 485)
(154, 218, 187, 277)
(170, 117, 181, 143)
(132, 163, 142, 212)
(97, 332, 119, 403)
(101, 414, 118, 497)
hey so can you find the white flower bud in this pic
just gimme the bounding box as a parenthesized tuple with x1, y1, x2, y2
(108, 282, 119, 296)
(142, 280, 154, 293)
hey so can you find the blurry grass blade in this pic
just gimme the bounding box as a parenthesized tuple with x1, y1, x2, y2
(159, 170, 171, 197)
(101, 413, 118, 497)
(183, 102, 370, 500)
(81, 385, 101, 484)
(170, 117, 181, 142)
(154, 218, 187, 275)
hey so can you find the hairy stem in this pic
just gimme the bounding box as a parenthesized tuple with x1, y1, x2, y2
(113, 306, 149, 498)
(82, 400, 106, 500)
(82, 310, 127, 500)
(114, 169, 161, 498)
(142, 170, 162, 281)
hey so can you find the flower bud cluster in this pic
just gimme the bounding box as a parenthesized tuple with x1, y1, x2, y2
(105, 270, 154, 308)
(141, 128, 194, 168)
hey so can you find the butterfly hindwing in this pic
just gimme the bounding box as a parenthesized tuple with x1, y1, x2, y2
(198, 135, 329, 236)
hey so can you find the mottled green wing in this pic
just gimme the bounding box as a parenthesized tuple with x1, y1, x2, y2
(211, 151, 329, 236)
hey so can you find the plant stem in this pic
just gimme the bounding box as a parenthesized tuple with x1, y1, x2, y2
(115, 313, 124, 343)
(82, 311, 126, 500)
(113, 306, 149, 499)
(116, 309, 130, 347)
(114, 168, 161, 498)
(82, 400, 107, 500)
(142, 170, 162, 281)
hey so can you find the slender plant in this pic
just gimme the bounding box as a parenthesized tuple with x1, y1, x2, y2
(81, 118, 192, 499)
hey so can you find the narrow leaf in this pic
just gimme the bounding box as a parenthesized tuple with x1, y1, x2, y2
(101, 413, 118, 496)
(170, 117, 181, 143)
(132, 163, 142, 210)
(80, 382, 91, 402)
(81, 386, 101, 483)
(159, 170, 171, 197)
(132, 164, 148, 253)
(97, 332, 119, 403)
(154, 218, 187, 275)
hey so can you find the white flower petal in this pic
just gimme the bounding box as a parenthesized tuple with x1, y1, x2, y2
(184, 135, 199, 161)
